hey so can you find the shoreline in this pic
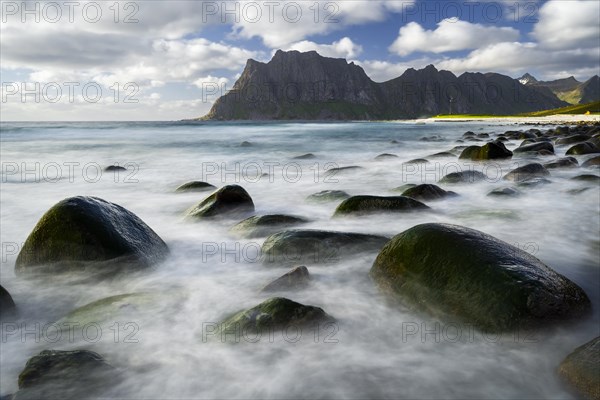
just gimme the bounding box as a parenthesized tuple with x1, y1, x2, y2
(415, 114, 600, 125)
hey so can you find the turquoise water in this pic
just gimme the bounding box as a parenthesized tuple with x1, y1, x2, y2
(1, 121, 598, 399)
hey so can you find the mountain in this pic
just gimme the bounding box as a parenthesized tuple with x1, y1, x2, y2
(202, 50, 568, 120)
(519, 74, 599, 104)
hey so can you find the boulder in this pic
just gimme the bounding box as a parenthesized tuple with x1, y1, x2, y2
(15, 196, 169, 276)
(218, 297, 334, 339)
(15, 350, 118, 400)
(503, 163, 550, 182)
(240, 141, 252, 147)
(439, 171, 487, 184)
(261, 230, 389, 266)
(375, 153, 398, 160)
(334, 196, 429, 216)
(104, 165, 126, 172)
(582, 156, 600, 168)
(487, 187, 521, 197)
(458, 142, 512, 160)
(293, 153, 316, 160)
(324, 166, 364, 176)
(556, 134, 591, 145)
(571, 175, 600, 183)
(306, 190, 350, 203)
(175, 181, 216, 193)
(261, 266, 310, 292)
(403, 158, 429, 165)
(513, 142, 555, 155)
(401, 184, 457, 202)
(517, 178, 552, 188)
(544, 157, 579, 169)
(186, 185, 254, 219)
(230, 215, 309, 238)
(0, 285, 16, 319)
(558, 337, 600, 400)
(370, 223, 591, 332)
(391, 184, 417, 193)
(566, 142, 600, 156)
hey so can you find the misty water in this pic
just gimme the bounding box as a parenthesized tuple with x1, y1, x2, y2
(1, 121, 598, 399)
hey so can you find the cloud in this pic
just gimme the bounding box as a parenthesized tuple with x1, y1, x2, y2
(284, 37, 363, 59)
(532, 0, 600, 50)
(389, 19, 520, 56)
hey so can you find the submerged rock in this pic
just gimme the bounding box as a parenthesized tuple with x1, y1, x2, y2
(401, 184, 457, 202)
(503, 163, 550, 182)
(333, 196, 429, 216)
(582, 156, 600, 168)
(218, 297, 334, 339)
(403, 158, 429, 165)
(487, 187, 521, 197)
(544, 157, 579, 169)
(439, 171, 487, 184)
(571, 174, 600, 183)
(556, 134, 591, 145)
(261, 230, 389, 266)
(230, 215, 309, 238)
(175, 181, 216, 193)
(104, 165, 126, 172)
(306, 190, 350, 203)
(0, 285, 16, 320)
(559, 336, 600, 400)
(186, 185, 254, 219)
(375, 153, 398, 160)
(15, 350, 118, 400)
(391, 183, 417, 193)
(514, 141, 555, 155)
(566, 142, 600, 155)
(15, 196, 169, 276)
(261, 266, 310, 292)
(370, 223, 591, 332)
(517, 177, 552, 188)
(324, 166, 364, 176)
(293, 153, 316, 160)
(458, 142, 512, 160)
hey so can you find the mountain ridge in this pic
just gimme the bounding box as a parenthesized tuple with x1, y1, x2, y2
(202, 50, 570, 120)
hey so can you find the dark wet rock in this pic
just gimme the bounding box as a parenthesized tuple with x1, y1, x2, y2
(567, 188, 591, 195)
(375, 153, 398, 160)
(403, 158, 429, 165)
(558, 336, 600, 400)
(544, 157, 579, 169)
(582, 156, 600, 168)
(186, 185, 254, 219)
(401, 184, 457, 202)
(439, 170, 487, 184)
(476, 133, 489, 138)
(104, 165, 126, 172)
(261, 230, 389, 266)
(15, 350, 118, 400)
(429, 151, 455, 158)
(0, 285, 16, 320)
(390, 140, 399, 144)
(462, 131, 475, 138)
(240, 141, 253, 147)
(334, 196, 429, 216)
(261, 266, 310, 292)
(391, 183, 417, 193)
(370, 223, 591, 332)
(517, 178, 552, 188)
(495, 136, 509, 142)
(231, 215, 309, 238)
(514, 141, 555, 155)
(324, 166, 364, 176)
(306, 190, 350, 203)
(458, 142, 512, 160)
(487, 187, 521, 197)
(218, 298, 334, 338)
(556, 134, 591, 145)
(571, 174, 600, 183)
(566, 142, 600, 156)
(503, 163, 550, 182)
(293, 153, 316, 160)
(15, 196, 169, 276)
(420, 135, 443, 142)
(175, 181, 216, 193)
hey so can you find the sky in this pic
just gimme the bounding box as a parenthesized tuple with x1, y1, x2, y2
(1, 0, 599, 121)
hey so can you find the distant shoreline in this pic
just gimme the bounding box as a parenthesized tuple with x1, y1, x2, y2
(415, 114, 600, 125)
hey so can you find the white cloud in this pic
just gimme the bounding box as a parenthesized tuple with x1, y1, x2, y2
(532, 0, 600, 50)
(389, 19, 520, 56)
(284, 37, 363, 59)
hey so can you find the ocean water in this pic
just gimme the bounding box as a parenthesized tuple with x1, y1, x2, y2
(0, 121, 598, 399)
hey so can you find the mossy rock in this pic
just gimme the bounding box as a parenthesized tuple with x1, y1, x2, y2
(459, 142, 512, 160)
(0, 285, 16, 320)
(401, 184, 457, 202)
(487, 187, 521, 197)
(582, 156, 600, 168)
(566, 142, 600, 156)
(514, 141, 555, 155)
(261, 266, 310, 292)
(544, 157, 579, 169)
(334, 196, 429, 216)
(306, 190, 350, 203)
(15, 350, 118, 400)
(503, 163, 550, 182)
(559, 337, 600, 400)
(261, 230, 389, 266)
(556, 134, 591, 145)
(186, 185, 254, 219)
(230, 215, 309, 238)
(55, 293, 156, 328)
(439, 171, 487, 184)
(370, 223, 591, 332)
(15, 196, 169, 276)
(175, 181, 216, 193)
(218, 297, 334, 339)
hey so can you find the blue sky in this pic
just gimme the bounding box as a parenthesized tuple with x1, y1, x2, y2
(1, 0, 599, 120)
